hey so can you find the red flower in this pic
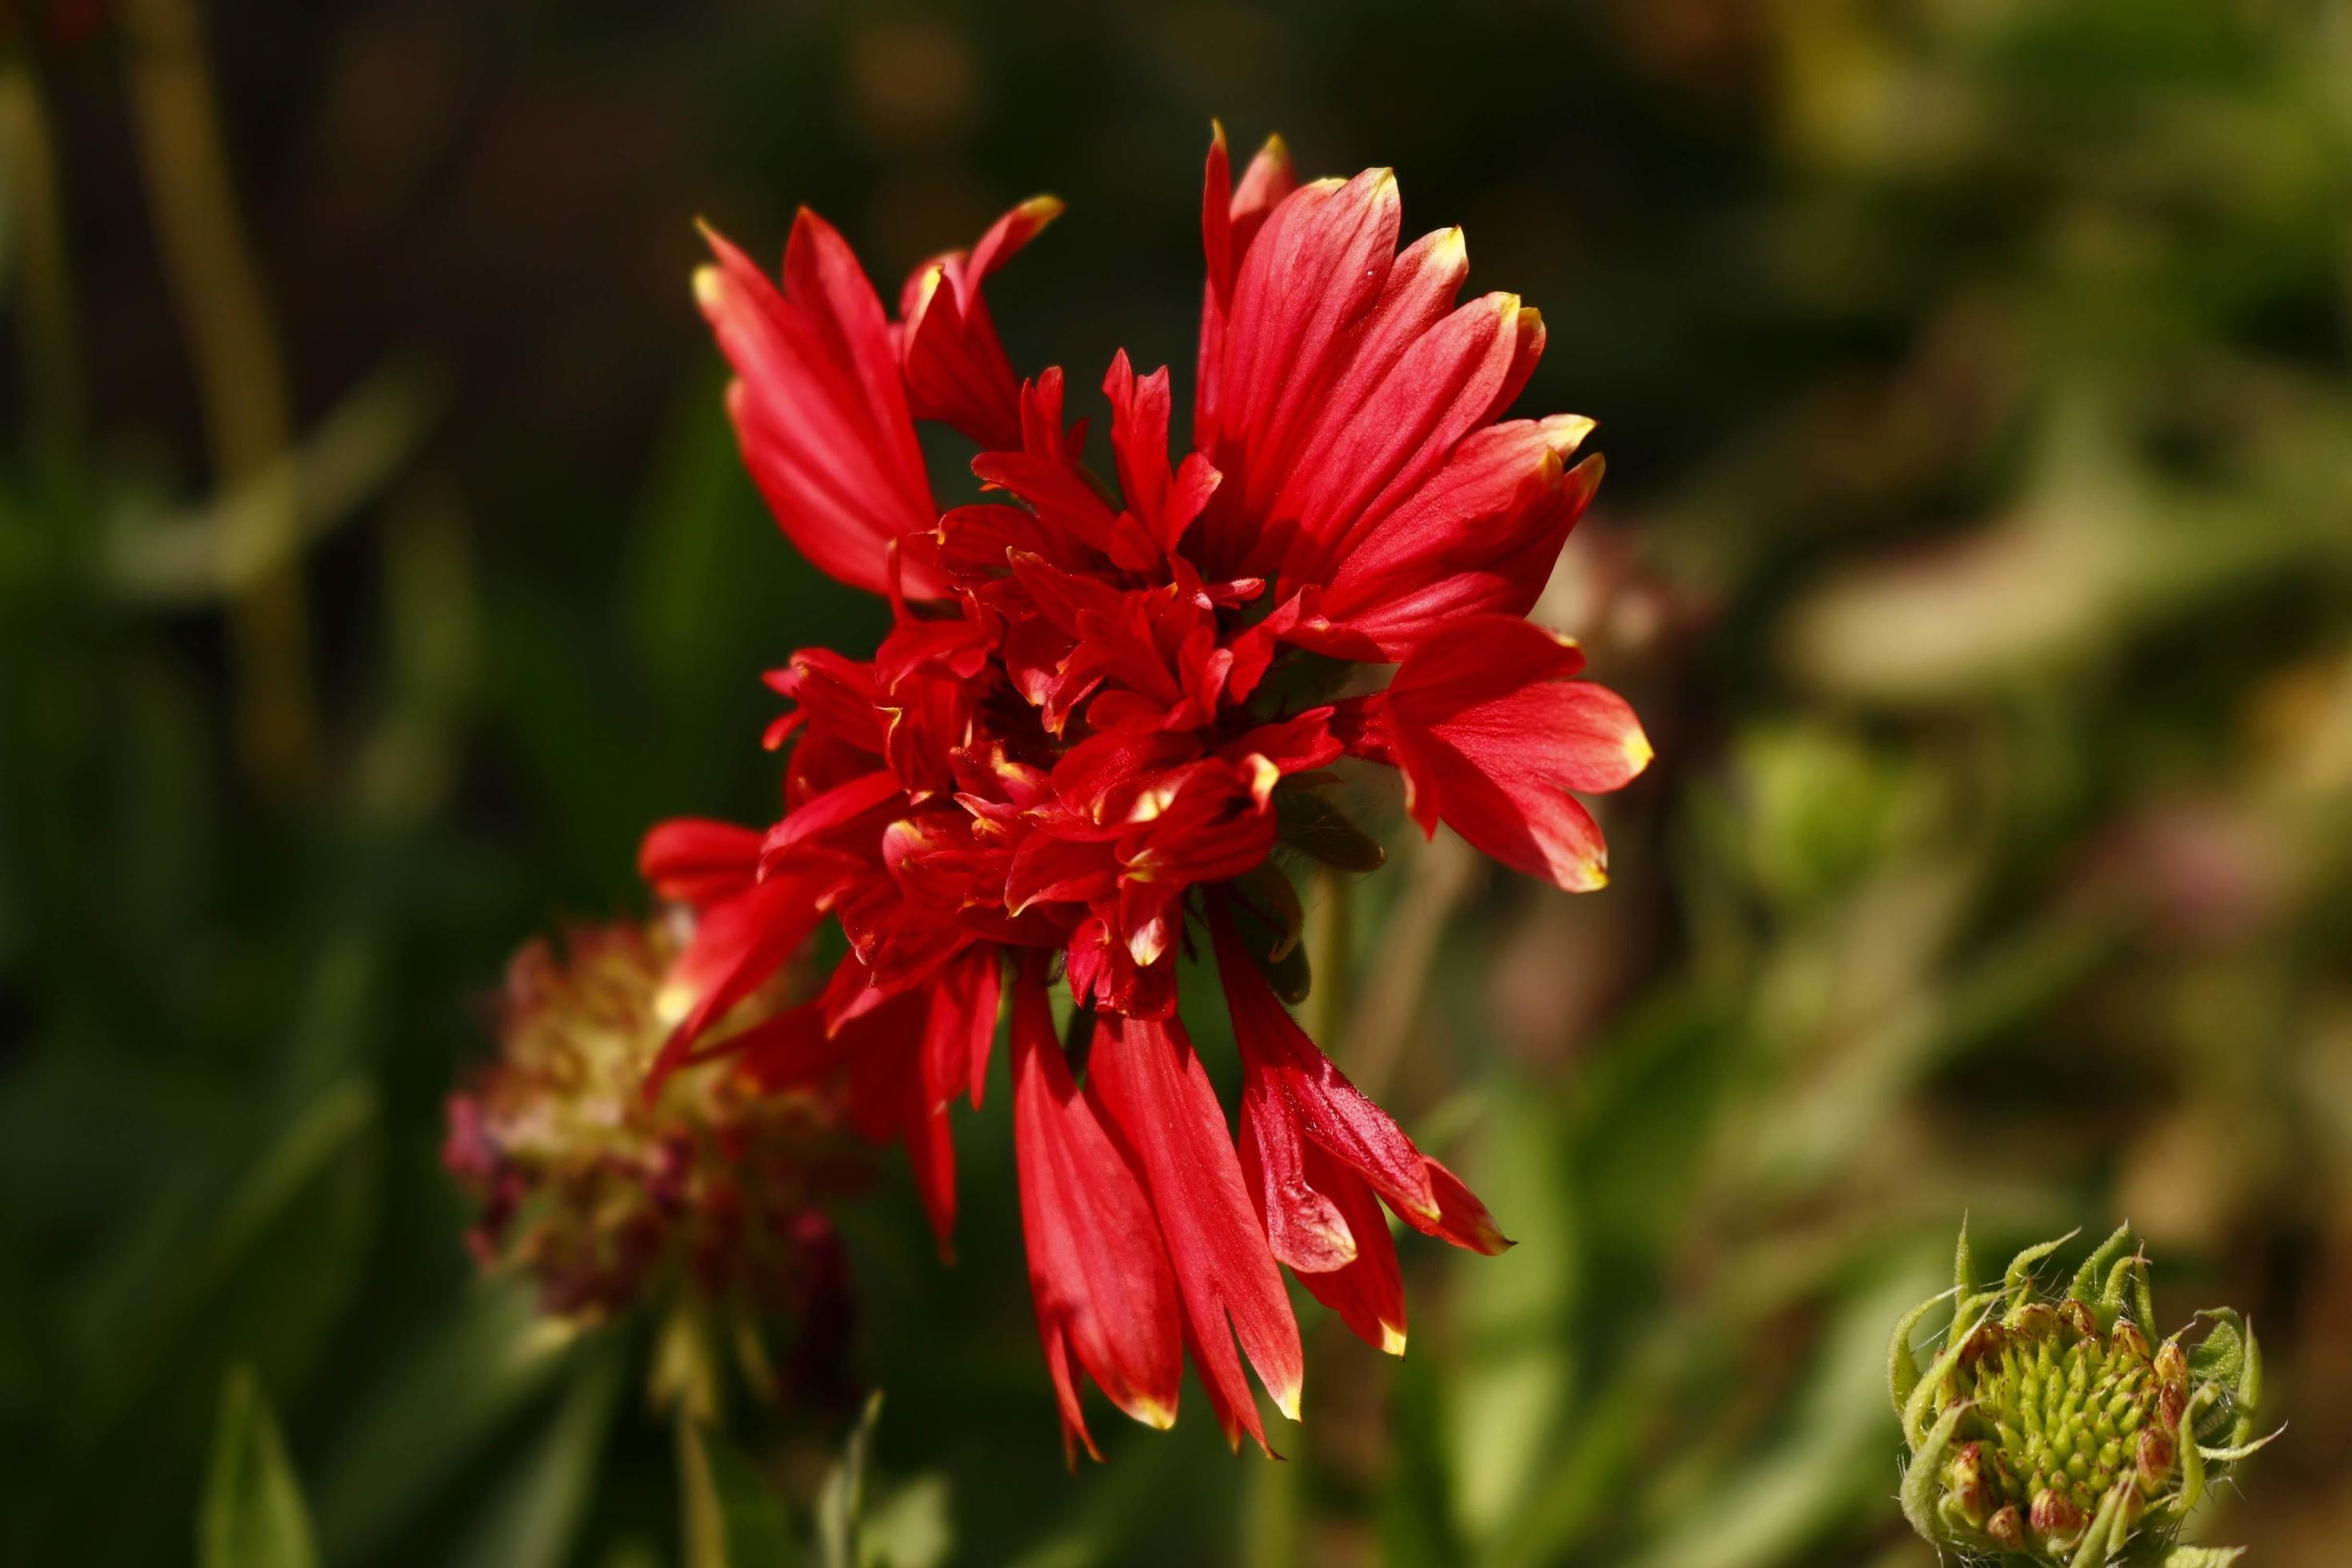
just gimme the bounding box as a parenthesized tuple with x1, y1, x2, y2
(649, 126, 1651, 1456)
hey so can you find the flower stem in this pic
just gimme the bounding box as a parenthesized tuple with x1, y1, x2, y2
(120, 0, 319, 796)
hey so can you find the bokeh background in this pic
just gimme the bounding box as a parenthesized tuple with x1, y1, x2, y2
(6, 0, 2352, 1562)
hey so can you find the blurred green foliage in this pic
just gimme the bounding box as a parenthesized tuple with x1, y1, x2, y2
(5, 0, 2351, 1563)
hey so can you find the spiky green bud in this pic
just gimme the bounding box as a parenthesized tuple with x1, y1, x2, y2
(1888, 1224, 2278, 1565)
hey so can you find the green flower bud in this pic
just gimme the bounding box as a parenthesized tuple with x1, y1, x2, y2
(1889, 1224, 2277, 1565)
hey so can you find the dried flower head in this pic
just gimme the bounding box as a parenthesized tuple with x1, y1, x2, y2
(1890, 1222, 2279, 1566)
(444, 917, 850, 1325)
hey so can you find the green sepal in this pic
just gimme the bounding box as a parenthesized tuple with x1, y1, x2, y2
(1902, 1306, 1989, 1448)
(1900, 1398, 1970, 1544)
(2066, 1482, 2129, 1568)
(2002, 1229, 2079, 1302)
(2174, 1384, 2221, 1516)
(1229, 862, 1306, 962)
(2069, 1223, 2134, 1304)
(2097, 1253, 2139, 1330)
(1887, 1288, 1951, 1423)
(1274, 787, 1386, 873)
(1221, 876, 1312, 1005)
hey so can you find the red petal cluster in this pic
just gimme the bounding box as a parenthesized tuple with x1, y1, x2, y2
(649, 126, 1650, 1458)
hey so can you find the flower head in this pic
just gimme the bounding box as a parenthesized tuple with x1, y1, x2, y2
(445, 918, 850, 1326)
(1890, 1222, 2278, 1565)
(650, 125, 1652, 1457)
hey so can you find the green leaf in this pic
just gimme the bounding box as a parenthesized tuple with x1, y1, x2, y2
(2161, 1548, 2247, 1566)
(198, 1365, 320, 1568)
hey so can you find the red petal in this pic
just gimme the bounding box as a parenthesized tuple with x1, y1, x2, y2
(1420, 1157, 1513, 1257)
(1287, 1147, 1409, 1354)
(1088, 1014, 1302, 1450)
(1306, 439, 1601, 661)
(1213, 913, 1512, 1262)
(1278, 291, 1542, 583)
(697, 214, 938, 597)
(1010, 971, 1183, 1457)
(648, 872, 833, 1094)
(1196, 169, 1403, 576)
(922, 948, 1002, 1111)
(1238, 1078, 1358, 1274)
(761, 770, 905, 864)
(1211, 915, 1434, 1214)
(730, 1003, 848, 1088)
(639, 818, 762, 905)
(1382, 614, 1650, 890)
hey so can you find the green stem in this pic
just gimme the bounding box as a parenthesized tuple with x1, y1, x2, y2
(121, 0, 318, 796)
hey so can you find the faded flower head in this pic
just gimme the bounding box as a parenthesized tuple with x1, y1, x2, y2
(1890, 1222, 2278, 1566)
(444, 917, 849, 1323)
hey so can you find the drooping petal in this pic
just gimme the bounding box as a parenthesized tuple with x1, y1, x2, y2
(899, 197, 1062, 450)
(1212, 914, 1433, 1214)
(697, 213, 940, 597)
(1287, 1146, 1409, 1355)
(1378, 614, 1650, 891)
(1010, 971, 1182, 1461)
(1087, 1014, 1302, 1450)
(1211, 911, 1511, 1259)
(1237, 1065, 1358, 1275)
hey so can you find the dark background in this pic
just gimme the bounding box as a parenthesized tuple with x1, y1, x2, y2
(5, 1, 2350, 1562)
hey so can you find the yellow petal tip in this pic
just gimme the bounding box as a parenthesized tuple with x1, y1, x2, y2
(1380, 1323, 1409, 1357)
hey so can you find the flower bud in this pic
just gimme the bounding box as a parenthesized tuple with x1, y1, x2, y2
(2135, 1428, 2175, 1494)
(1941, 1442, 1990, 1527)
(2157, 1374, 2188, 1435)
(2007, 1300, 2058, 1341)
(2030, 1486, 2085, 1549)
(1892, 1226, 2269, 1564)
